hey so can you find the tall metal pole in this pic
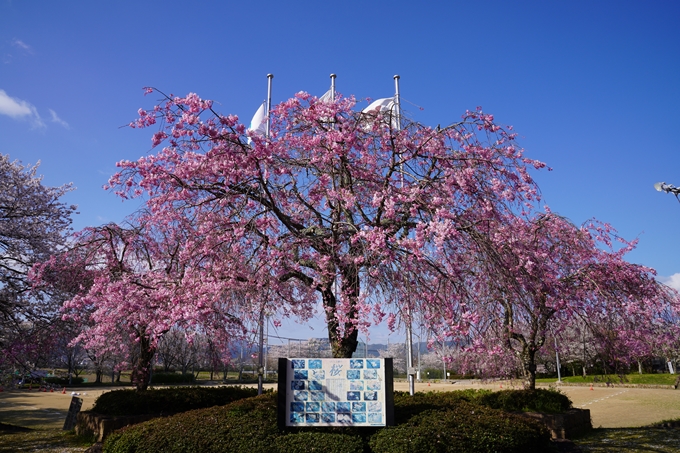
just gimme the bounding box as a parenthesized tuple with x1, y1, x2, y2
(417, 324, 422, 381)
(256, 73, 273, 396)
(554, 335, 562, 383)
(394, 74, 414, 396)
(265, 74, 273, 138)
(393, 75, 402, 130)
(258, 308, 264, 395)
(330, 73, 336, 101)
(264, 314, 269, 380)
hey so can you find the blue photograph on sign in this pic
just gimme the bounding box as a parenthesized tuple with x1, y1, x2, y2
(321, 413, 336, 423)
(291, 380, 305, 390)
(293, 390, 308, 401)
(308, 359, 322, 369)
(349, 381, 364, 391)
(350, 359, 364, 369)
(363, 370, 377, 380)
(306, 413, 320, 423)
(368, 402, 382, 412)
(347, 391, 361, 401)
(311, 370, 325, 380)
(337, 413, 352, 423)
(366, 359, 381, 369)
(368, 412, 383, 424)
(290, 412, 304, 423)
(347, 370, 360, 380)
(306, 402, 320, 412)
(364, 391, 378, 401)
(366, 381, 381, 390)
(352, 413, 367, 423)
(294, 370, 308, 380)
(291, 402, 305, 412)
(291, 359, 305, 369)
(352, 402, 366, 412)
(310, 391, 325, 401)
(337, 402, 351, 413)
(309, 380, 323, 391)
(322, 402, 336, 412)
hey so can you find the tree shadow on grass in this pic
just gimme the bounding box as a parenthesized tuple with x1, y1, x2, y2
(0, 428, 88, 453)
(574, 427, 680, 453)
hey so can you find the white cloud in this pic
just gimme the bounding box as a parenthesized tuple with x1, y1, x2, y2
(658, 273, 680, 291)
(0, 89, 32, 117)
(0, 89, 45, 128)
(49, 109, 69, 129)
(11, 39, 33, 54)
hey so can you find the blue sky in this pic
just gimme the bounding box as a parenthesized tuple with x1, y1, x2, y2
(2, 1, 679, 344)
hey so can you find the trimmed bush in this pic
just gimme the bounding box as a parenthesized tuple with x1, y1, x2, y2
(370, 401, 551, 453)
(478, 388, 572, 413)
(150, 372, 195, 384)
(104, 393, 281, 453)
(45, 376, 84, 386)
(103, 389, 567, 453)
(392, 389, 491, 423)
(274, 432, 365, 453)
(91, 386, 258, 416)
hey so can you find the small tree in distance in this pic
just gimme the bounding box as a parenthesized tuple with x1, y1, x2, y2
(437, 212, 680, 389)
(1, 154, 76, 377)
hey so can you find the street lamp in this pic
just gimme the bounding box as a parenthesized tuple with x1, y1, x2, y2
(654, 182, 680, 202)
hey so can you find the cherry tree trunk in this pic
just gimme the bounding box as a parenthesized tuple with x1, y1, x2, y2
(522, 349, 538, 390)
(323, 264, 360, 358)
(131, 336, 155, 391)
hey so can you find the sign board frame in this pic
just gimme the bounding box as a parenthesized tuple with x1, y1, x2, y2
(277, 357, 394, 428)
(62, 396, 83, 431)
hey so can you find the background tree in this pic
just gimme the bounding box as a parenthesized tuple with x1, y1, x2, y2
(434, 213, 679, 389)
(34, 219, 246, 390)
(0, 154, 76, 378)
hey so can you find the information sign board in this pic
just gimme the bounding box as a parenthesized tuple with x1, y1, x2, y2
(277, 358, 394, 428)
(62, 396, 83, 431)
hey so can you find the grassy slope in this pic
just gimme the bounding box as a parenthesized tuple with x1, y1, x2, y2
(536, 374, 677, 386)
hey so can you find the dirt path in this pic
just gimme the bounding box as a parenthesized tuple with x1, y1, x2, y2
(1, 381, 679, 430)
(0, 388, 105, 429)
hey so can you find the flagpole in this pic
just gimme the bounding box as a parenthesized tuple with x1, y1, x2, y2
(330, 73, 336, 101)
(266, 74, 274, 138)
(394, 74, 414, 396)
(393, 75, 402, 131)
(257, 73, 273, 397)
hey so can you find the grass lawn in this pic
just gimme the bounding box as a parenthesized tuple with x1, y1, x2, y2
(2, 425, 680, 453)
(0, 424, 91, 453)
(536, 373, 677, 386)
(574, 427, 680, 452)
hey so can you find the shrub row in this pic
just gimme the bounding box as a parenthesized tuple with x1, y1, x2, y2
(45, 376, 85, 386)
(103, 390, 555, 453)
(477, 388, 572, 414)
(91, 386, 258, 416)
(150, 372, 196, 384)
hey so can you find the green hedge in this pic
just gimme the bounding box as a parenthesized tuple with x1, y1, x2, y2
(273, 432, 365, 453)
(150, 372, 195, 384)
(91, 386, 258, 416)
(370, 402, 550, 453)
(44, 376, 85, 386)
(477, 388, 572, 413)
(103, 389, 557, 453)
(104, 393, 281, 453)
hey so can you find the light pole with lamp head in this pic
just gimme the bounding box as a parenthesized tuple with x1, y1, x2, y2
(654, 182, 680, 201)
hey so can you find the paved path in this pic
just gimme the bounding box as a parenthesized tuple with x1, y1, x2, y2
(1, 381, 679, 429)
